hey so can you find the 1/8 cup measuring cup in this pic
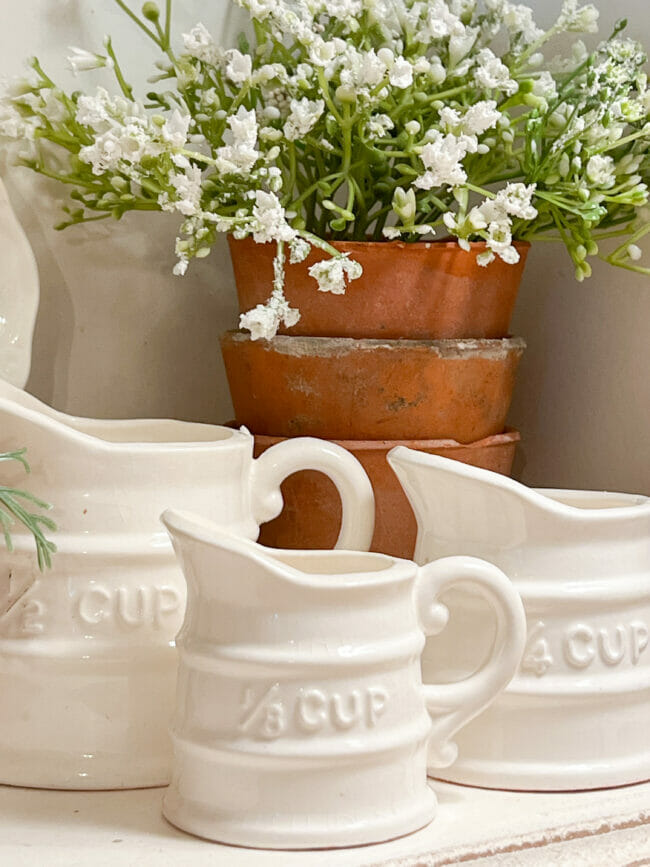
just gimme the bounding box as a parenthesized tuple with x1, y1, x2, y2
(162, 512, 527, 849)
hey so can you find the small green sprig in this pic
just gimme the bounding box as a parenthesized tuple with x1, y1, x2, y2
(0, 449, 57, 571)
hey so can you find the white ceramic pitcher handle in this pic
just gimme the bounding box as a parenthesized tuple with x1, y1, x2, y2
(250, 436, 375, 551)
(416, 556, 526, 768)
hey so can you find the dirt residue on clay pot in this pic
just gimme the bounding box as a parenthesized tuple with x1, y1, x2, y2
(221, 333, 525, 442)
(254, 430, 521, 560)
(230, 236, 529, 340)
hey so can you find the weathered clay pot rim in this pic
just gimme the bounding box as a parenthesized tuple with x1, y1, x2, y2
(229, 236, 532, 253)
(251, 428, 521, 451)
(224, 331, 526, 358)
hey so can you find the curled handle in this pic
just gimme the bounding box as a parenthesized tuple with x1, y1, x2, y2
(250, 436, 375, 551)
(416, 556, 527, 768)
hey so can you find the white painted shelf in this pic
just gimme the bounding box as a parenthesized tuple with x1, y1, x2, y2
(2, 779, 649, 866)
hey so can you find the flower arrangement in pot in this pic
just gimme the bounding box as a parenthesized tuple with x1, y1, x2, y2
(1, 0, 649, 555)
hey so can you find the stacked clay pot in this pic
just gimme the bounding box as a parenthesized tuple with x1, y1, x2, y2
(222, 237, 528, 559)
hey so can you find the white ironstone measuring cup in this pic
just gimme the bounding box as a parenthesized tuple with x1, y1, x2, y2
(389, 447, 650, 791)
(0, 378, 375, 789)
(161, 511, 526, 849)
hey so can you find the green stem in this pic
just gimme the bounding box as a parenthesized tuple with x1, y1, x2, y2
(104, 37, 134, 100)
(112, 0, 160, 46)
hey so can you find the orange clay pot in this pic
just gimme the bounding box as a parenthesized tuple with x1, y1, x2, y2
(253, 430, 521, 560)
(229, 237, 530, 340)
(221, 333, 525, 442)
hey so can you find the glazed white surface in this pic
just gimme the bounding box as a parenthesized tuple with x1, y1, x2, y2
(390, 450, 650, 790)
(0, 382, 375, 790)
(159, 519, 525, 848)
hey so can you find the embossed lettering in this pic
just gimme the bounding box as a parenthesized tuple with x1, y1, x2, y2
(598, 625, 626, 666)
(241, 684, 390, 739)
(521, 621, 554, 677)
(366, 687, 389, 726)
(297, 688, 328, 732)
(78, 586, 112, 624)
(76, 585, 181, 629)
(631, 621, 649, 664)
(330, 690, 362, 730)
(564, 624, 595, 669)
(153, 586, 182, 627)
(20, 599, 45, 635)
(117, 586, 148, 627)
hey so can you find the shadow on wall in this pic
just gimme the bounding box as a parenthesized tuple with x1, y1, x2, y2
(509, 244, 650, 495)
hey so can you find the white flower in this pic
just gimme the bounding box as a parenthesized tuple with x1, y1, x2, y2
(449, 26, 478, 68)
(173, 256, 189, 276)
(216, 106, 259, 175)
(415, 132, 471, 189)
(627, 244, 643, 261)
(308, 254, 362, 294)
(309, 37, 339, 68)
(494, 183, 538, 220)
(182, 24, 221, 65)
(586, 154, 616, 188)
(289, 237, 311, 263)
(474, 49, 518, 95)
(240, 305, 279, 340)
(66, 46, 112, 75)
(243, 0, 277, 19)
(240, 287, 300, 340)
(75, 87, 114, 128)
(284, 97, 324, 141)
(531, 71, 558, 103)
(162, 109, 190, 149)
(389, 57, 413, 89)
(225, 49, 252, 84)
(366, 113, 394, 137)
(441, 100, 500, 136)
(557, 1, 599, 34)
(405, 120, 421, 136)
(382, 227, 403, 239)
(341, 48, 386, 89)
(500, 3, 544, 44)
(164, 164, 203, 216)
(485, 217, 520, 263)
(250, 190, 295, 244)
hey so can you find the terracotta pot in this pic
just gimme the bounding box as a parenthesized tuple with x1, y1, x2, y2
(253, 430, 520, 560)
(221, 333, 525, 442)
(229, 237, 529, 340)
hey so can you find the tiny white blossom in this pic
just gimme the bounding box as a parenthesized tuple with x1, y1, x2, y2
(182, 24, 221, 65)
(557, 1, 599, 34)
(67, 47, 113, 75)
(494, 183, 538, 220)
(627, 244, 643, 261)
(163, 164, 203, 216)
(162, 109, 190, 149)
(225, 49, 252, 84)
(415, 132, 471, 189)
(289, 237, 311, 263)
(216, 106, 259, 175)
(251, 190, 295, 244)
(308, 255, 363, 294)
(586, 154, 616, 188)
(389, 57, 413, 89)
(284, 97, 324, 141)
(474, 49, 518, 95)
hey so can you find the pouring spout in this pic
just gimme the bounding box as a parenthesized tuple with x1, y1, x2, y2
(387, 448, 545, 563)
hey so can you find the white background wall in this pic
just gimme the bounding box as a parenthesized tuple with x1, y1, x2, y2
(1, 0, 648, 493)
